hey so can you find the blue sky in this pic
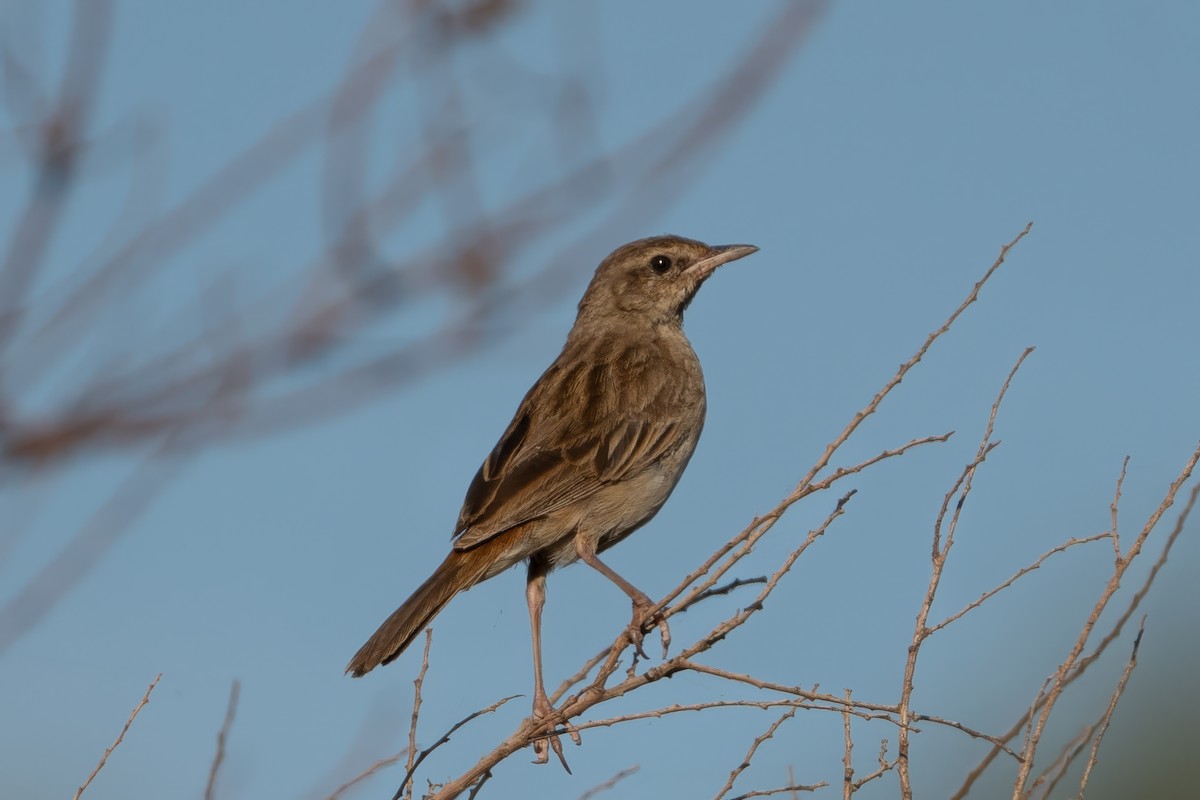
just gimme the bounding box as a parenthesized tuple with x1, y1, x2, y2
(2, 2, 1197, 798)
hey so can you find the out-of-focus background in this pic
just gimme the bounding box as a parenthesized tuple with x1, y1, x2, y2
(2, 2, 1196, 798)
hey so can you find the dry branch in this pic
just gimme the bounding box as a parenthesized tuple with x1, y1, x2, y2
(713, 706, 800, 800)
(952, 464, 1200, 799)
(576, 765, 639, 800)
(403, 631, 435, 800)
(1011, 443, 1200, 796)
(927, 532, 1113, 636)
(896, 347, 1035, 798)
(1074, 618, 1145, 796)
(74, 673, 161, 800)
(841, 692, 855, 799)
(205, 679, 240, 800)
(393, 695, 520, 800)
(323, 750, 409, 800)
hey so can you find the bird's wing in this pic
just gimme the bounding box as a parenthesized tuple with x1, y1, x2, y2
(451, 355, 694, 550)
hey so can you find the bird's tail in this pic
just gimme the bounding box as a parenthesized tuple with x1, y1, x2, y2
(346, 550, 488, 677)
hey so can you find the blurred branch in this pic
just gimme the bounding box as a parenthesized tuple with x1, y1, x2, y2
(0, 0, 822, 652)
(205, 679, 241, 800)
(0, 437, 185, 653)
(576, 765, 639, 800)
(323, 750, 408, 800)
(0, 0, 113, 357)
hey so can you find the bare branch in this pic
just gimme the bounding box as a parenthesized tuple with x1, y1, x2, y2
(850, 740, 896, 792)
(841, 690, 854, 800)
(0, 0, 114, 356)
(323, 750, 408, 800)
(545, 433, 951, 709)
(713, 707, 800, 800)
(0, 441, 185, 656)
(1074, 481, 1200, 674)
(1028, 724, 1091, 800)
(677, 576, 769, 612)
(401, 630, 435, 800)
(465, 769, 492, 799)
(1108, 456, 1129, 561)
(205, 679, 240, 800)
(662, 434, 954, 619)
(1012, 443, 1200, 794)
(393, 694, 520, 800)
(74, 673, 161, 800)
(577, 766, 639, 800)
(898, 348, 1034, 798)
(578, 694, 895, 731)
(928, 532, 1113, 635)
(728, 782, 828, 799)
(952, 482, 1200, 798)
(1075, 618, 1146, 796)
(910, 713, 1022, 761)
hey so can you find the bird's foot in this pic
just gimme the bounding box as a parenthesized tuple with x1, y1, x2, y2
(531, 691, 581, 772)
(627, 596, 671, 659)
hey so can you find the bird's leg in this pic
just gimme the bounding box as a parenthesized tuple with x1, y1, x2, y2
(525, 562, 579, 770)
(575, 538, 671, 658)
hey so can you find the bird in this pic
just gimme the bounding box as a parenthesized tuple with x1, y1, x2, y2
(346, 234, 757, 763)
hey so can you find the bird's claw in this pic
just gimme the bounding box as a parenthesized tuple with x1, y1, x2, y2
(628, 599, 670, 659)
(531, 694, 580, 772)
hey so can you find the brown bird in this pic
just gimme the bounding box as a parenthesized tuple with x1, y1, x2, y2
(347, 234, 756, 762)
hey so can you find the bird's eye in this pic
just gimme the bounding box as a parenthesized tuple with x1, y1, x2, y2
(650, 255, 672, 274)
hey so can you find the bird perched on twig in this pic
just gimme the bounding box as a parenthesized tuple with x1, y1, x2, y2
(347, 234, 757, 765)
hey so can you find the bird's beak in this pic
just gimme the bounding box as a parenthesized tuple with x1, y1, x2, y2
(685, 243, 759, 282)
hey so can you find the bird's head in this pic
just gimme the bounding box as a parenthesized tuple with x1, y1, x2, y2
(576, 235, 758, 327)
